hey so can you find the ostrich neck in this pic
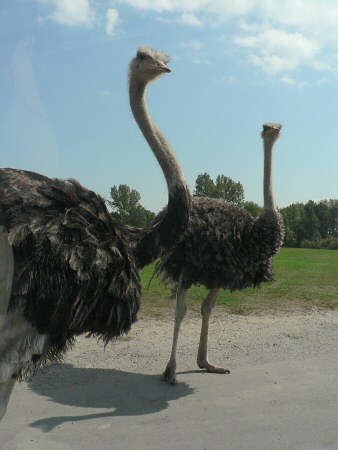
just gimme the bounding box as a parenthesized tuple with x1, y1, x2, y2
(128, 75, 191, 268)
(251, 135, 284, 256)
(263, 138, 276, 211)
(129, 78, 185, 193)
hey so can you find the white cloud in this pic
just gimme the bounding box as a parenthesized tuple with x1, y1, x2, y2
(116, 0, 338, 30)
(156, 15, 173, 24)
(116, 0, 255, 16)
(106, 9, 119, 35)
(157, 12, 203, 27)
(278, 76, 306, 88)
(257, 0, 338, 41)
(179, 13, 203, 27)
(234, 28, 320, 75)
(34, 0, 338, 77)
(180, 40, 205, 50)
(37, 0, 95, 26)
(238, 19, 263, 33)
(116, 1, 338, 44)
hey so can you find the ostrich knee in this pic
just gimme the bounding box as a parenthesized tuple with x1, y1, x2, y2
(200, 288, 219, 320)
(201, 299, 213, 320)
(176, 298, 187, 323)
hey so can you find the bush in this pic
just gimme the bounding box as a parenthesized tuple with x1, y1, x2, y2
(300, 239, 321, 249)
(320, 237, 338, 250)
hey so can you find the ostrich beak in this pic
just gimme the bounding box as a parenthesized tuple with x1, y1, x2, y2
(158, 62, 171, 73)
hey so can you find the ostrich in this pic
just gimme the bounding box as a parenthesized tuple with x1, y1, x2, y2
(158, 123, 284, 384)
(0, 46, 190, 420)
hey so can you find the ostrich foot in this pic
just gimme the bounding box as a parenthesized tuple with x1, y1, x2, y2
(161, 364, 177, 385)
(197, 360, 230, 374)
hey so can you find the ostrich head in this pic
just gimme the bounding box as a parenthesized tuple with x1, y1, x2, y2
(261, 123, 282, 143)
(129, 47, 171, 84)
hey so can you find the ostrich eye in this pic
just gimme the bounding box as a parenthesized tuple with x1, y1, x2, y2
(138, 53, 147, 60)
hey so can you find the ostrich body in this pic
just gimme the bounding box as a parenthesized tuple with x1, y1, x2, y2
(0, 47, 190, 419)
(158, 123, 284, 384)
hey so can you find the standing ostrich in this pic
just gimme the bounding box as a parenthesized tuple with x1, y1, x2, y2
(0, 47, 190, 420)
(158, 123, 284, 384)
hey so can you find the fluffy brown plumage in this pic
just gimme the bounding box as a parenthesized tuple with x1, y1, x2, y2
(157, 197, 284, 291)
(158, 123, 284, 384)
(0, 169, 141, 377)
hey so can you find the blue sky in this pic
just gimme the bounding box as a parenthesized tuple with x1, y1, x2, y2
(1, 0, 338, 213)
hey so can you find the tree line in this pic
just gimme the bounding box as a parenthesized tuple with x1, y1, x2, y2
(280, 200, 338, 249)
(109, 173, 338, 250)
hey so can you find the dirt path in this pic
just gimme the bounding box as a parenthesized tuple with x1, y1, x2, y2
(31, 308, 338, 385)
(2, 309, 338, 450)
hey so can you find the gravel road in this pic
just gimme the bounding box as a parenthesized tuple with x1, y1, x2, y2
(2, 309, 338, 449)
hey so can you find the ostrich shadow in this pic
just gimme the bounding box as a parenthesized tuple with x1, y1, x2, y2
(27, 364, 195, 432)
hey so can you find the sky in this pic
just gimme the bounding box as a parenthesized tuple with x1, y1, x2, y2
(1, 0, 338, 213)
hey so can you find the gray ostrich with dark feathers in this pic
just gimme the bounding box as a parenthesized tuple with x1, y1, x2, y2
(157, 123, 284, 384)
(0, 47, 191, 419)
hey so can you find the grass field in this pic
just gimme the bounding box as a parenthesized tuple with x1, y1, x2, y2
(140, 248, 338, 316)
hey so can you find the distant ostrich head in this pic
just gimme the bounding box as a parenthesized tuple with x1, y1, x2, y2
(261, 123, 282, 142)
(129, 47, 171, 84)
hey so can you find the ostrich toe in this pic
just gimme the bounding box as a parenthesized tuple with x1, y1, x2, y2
(197, 360, 230, 374)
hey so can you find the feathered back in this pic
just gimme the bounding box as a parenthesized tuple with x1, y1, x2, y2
(0, 169, 140, 345)
(157, 197, 283, 291)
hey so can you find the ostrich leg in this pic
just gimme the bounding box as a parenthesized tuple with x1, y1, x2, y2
(0, 227, 15, 420)
(197, 288, 230, 374)
(161, 283, 188, 385)
(0, 379, 16, 421)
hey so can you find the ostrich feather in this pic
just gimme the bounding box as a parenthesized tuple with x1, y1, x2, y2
(0, 169, 141, 379)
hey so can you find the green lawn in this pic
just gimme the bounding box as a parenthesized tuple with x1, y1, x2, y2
(140, 248, 338, 316)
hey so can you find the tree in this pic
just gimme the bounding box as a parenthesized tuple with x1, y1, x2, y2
(193, 173, 215, 198)
(314, 200, 331, 237)
(315, 199, 338, 237)
(127, 205, 156, 228)
(243, 201, 262, 218)
(108, 184, 155, 227)
(214, 175, 244, 205)
(193, 172, 244, 205)
(280, 203, 306, 247)
(328, 199, 338, 236)
(300, 201, 321, 246)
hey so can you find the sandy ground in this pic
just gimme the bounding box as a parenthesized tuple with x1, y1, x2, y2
(2, 308, 338, 449)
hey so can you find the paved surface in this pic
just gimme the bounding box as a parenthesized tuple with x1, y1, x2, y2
(2, 351, 338, 450)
